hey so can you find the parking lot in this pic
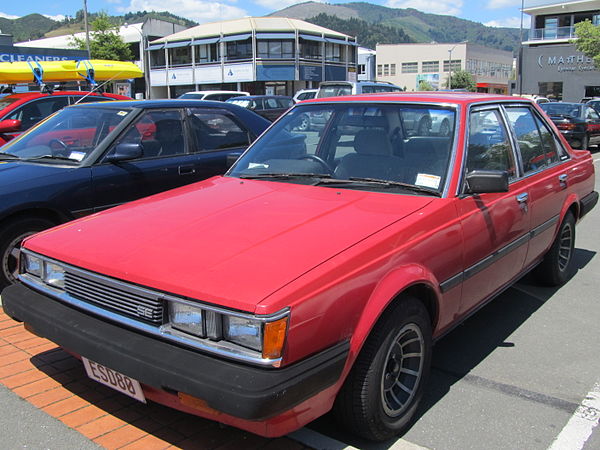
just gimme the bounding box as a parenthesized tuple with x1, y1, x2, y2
(0, 152, 598, 450)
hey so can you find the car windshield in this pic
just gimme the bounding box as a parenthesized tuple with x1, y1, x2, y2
(0, 105, 132, 164)
(229, 103, 456, 195)
(178, 93, 204, 99)
(540, 103, 582, 117)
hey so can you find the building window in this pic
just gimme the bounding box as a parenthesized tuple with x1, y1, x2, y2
(390, 64, 396, 75)
(257, 40, 294, 59)
(226, 39, 252, 61)
(348, 46, 357, 64)
(377, 64, 383, 76)
(443, 60, 461, 72)
(402, 62, 418, 73)
(358, 64, 366, 75)
(383, 64, 390, 76)
(300, 39, 322, 59)
(150, 49, 166, 68)
(422, 61, 439, 73)
(169, 46, 191, 66)
(196, 44, 218, 63)
(538, 82, 563, 101)
(325, 43, 341, 62)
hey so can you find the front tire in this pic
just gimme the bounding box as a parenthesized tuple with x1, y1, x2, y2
(0, 217, 55, 290)
(533, 211, 575, 286)
(334, 297, 432, 441)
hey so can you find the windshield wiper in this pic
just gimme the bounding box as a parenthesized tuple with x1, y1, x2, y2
(239, 173, 332, 180)
(316, 177, 441, 196)
(22, 155, 78, 162)
(0, 153, 21, 161)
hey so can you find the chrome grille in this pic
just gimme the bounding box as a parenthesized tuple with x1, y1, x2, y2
(64, 271, 163, 323)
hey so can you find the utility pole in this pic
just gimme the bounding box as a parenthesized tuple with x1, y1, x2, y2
(83, 0, 91, 59)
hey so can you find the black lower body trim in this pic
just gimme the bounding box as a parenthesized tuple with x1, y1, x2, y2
(1, 283, 349, 421)
(580, 191, 598, 219)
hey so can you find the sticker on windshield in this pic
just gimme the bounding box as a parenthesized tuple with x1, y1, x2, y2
(248, 163, 269, 169)
(117, 111, 129, 116)
(415, 173, 441, 189)
(69, 151, 86, 161)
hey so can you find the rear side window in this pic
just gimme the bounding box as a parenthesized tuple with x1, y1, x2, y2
(504, 107, 561, 174)
(188, 108, 250, 151)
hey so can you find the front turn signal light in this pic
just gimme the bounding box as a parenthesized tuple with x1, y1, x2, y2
(262, 317, 288, 361)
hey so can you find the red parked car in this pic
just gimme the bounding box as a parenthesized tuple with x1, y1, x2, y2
(3, 93, 597, 441)
(0, 91, 130, 146)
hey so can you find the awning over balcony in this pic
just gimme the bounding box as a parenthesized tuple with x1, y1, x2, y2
(221, 33, 252, 42)
(164, 40, 191, 48)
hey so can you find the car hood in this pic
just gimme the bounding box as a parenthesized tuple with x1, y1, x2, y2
(25, 176, 434, 312)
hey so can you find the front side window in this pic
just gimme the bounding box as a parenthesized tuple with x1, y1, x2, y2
(229, 103, 456, 195)
(106, 110, 186, 160)
(466, 109, 515, 178)
(187, 108, 250, 151)
(6, 97, 69, 130)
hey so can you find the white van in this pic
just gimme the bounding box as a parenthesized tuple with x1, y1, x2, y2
(317, 81, 402, 98)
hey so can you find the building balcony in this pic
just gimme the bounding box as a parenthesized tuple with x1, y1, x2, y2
(527, 26, 576, 42)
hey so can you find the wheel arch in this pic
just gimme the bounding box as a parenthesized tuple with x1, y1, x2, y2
(347, 265, 440, 366)
(0, 207, 69, 230)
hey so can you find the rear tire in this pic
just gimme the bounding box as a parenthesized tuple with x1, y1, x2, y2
(533, 211, 575, 286)
(581, 134, 589, 150)
(333, 297, 432, 442)
(0, 217, 55, 290)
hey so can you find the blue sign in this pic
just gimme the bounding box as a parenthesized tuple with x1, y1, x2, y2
(325, 65, 346, 81)
(0, 53, 86, 63)
(256, 64, 295, 81)
(300, 65, 322, 81)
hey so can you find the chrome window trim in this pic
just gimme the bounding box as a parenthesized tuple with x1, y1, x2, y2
(18, 249, 288, 367)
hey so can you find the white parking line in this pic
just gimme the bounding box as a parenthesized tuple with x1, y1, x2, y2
(547, 381, 600, 450)
(288, 427, 430, 450)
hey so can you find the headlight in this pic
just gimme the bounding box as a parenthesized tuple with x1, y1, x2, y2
(168, 300, 289, 361)
(43, 262, 65, 289)
(223, 316, 262, 351)
(23, 253, 43, 277)
(169, 302, 204, 337)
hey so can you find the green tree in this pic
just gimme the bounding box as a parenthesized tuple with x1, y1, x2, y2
(445, 70, 476, 91)
(574, 20, 600, 68)
(418, 80, 434, 91)
(72, 12, 133, 61)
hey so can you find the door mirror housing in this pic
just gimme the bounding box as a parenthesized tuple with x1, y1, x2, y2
(104, 142, 143, 163)
(465, 170, 509, 194)
(0, 119, 22, 133)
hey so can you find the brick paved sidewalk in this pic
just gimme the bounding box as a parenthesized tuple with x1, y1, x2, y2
(0, 307, 311, 450)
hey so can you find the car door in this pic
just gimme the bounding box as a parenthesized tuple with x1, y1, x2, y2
(456, 106, 530, 316)
(503, 105, 572, 269)
(90, 108, 199, 212)
(185, 106, 255, 177)
(584, 105, 600, 145)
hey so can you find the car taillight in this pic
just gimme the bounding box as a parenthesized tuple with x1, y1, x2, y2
(556, 123, 577, 131)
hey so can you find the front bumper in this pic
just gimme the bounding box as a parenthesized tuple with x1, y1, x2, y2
(2, 283, 349, 421)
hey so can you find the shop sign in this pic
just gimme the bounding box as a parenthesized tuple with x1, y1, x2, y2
(537, 54, 598, 73)
(224, 63, 254, 82)
(167, 68, 194, 85)
(0, 53, 84, 62)
(300, 65, 322, 81)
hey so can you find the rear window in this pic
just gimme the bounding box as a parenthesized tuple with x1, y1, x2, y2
(541, 103, 582, 117)
(317, 84, 352, 98)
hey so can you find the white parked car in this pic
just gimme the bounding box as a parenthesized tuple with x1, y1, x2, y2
(293, 89, 318, 103)
(178, 91, 250, 101)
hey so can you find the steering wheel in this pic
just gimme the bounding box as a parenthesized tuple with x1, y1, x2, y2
(298, 154, 332, 174)
(49, 138, 70, 156)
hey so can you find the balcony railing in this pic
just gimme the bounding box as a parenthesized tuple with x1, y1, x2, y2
(528, 26, 576, 41)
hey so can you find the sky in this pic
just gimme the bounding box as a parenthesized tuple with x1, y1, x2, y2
(0, 0, 536, 30)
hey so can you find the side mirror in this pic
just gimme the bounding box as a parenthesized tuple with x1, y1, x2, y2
(0, 119, 22, 133)
(104, 142, 143, 163)
(465, 170, 509, 194)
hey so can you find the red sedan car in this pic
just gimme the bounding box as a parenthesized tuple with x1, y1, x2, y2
(0, 91, 129, 146)
(3, 93, 597, 441)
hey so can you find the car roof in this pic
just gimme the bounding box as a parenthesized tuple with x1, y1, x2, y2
(181, 90, 249, 95)
(1, 91, 122, 100)
(233, 95, 292, 100)
(304, 92, 534, 106)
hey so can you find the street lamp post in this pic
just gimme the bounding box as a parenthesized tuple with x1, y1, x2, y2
(448, 45, 457, 90)
(126, 22, 150, 99)
(83, 0, 91, 59)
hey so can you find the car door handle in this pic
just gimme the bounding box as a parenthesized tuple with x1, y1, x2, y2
(178, 165, 196, 175)
(516, 193, 529, 203)
(558, 174, 568, 188)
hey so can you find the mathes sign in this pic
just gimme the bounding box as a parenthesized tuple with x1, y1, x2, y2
(537, 53, 598, 73)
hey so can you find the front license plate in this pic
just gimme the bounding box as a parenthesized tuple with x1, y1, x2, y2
(82, 357, 146, 403)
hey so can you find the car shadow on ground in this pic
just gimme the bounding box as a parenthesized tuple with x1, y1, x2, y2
(309, 247, 596, 449)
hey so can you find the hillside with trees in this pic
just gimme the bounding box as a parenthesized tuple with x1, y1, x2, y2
(272, 2, 520, 53)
